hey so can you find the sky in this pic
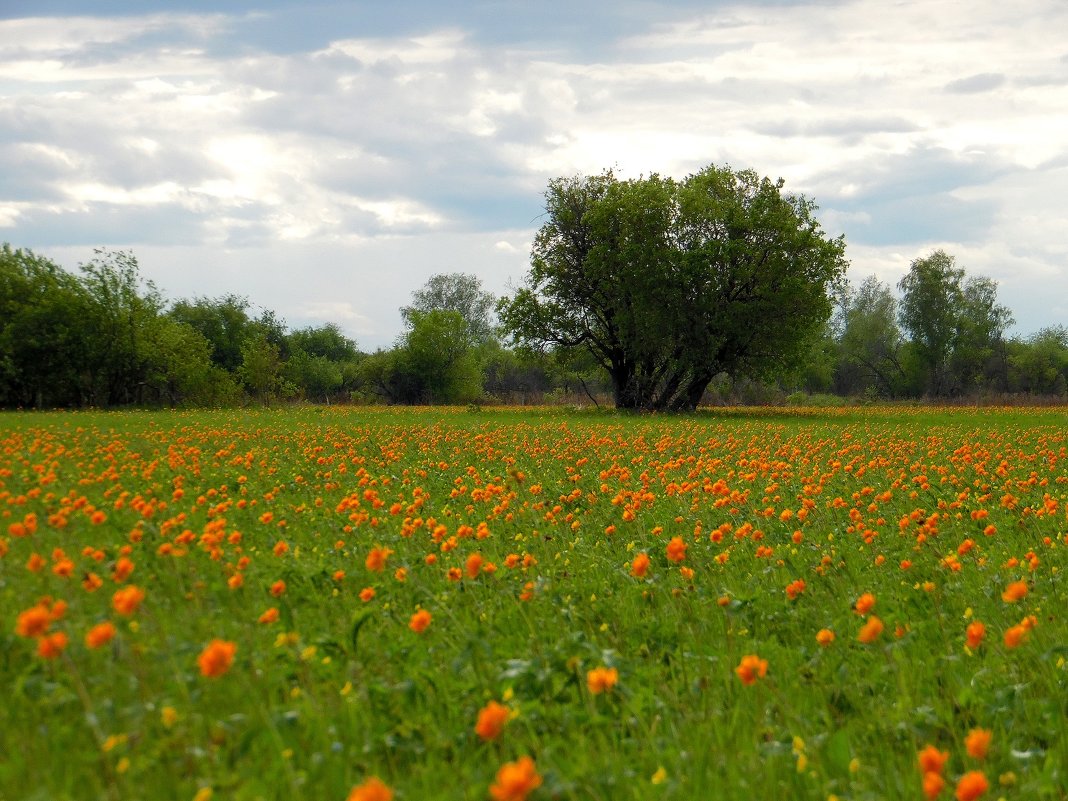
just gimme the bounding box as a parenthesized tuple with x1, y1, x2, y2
(2, 0, 1066, 350)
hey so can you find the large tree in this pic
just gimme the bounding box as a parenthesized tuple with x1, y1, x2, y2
(836, 275, 906, 397)
(402, 273, 497, 348)
(499, 165, 848, 410)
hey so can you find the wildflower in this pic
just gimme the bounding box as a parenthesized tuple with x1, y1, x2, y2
(964, 728, 992, 760)
(112, 585, 145, 616)
(85, 621, 116, 649)
(954, 770, 988, 801)
(966, 621, 986, 649)
(631, 552, 650, 578)
(1001, 580, 1027, 603)
(15, 605, 51, 638)
(1003, 624, 1028, 648)
(359, 587, 376, 603)
(465, 552, 483, 578)
(197, 639, 236, 678)
(37, 631, 69, 659)
(785, 579, 806, 600)
(587, 666, 619, 694)
(447, 567, 463, 582)
(347, 776, 393, 801)
(489, 756, 542, 801)
(474, 700, 510, 741)
(857, 615, 884, 643)
(269, 580, 286, 597)
(365, 547, 393, 572)
(665, 536, 687, 563)
(734, 654, 768, 685)
(917, 744, 949, 775)
(409, 609, 431, 634)
(816, 628, 835, 647)
(679, 566, 694, 581)
(161, 706, 178, 727)
(923, 771, 946, 800)
(854, 593, 876, 615)
(258, 607, 280, 624)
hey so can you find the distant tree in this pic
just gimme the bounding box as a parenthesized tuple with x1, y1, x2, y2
(897, 250, 964, 396)
(499, 165, 847, 410)
(287, 323, 359, 362)
(1008, 326, 1068, 396)
(399, 310, 482, 404)
(952, 276, 1014, 392)
(169, 294, 256, 372)
(239, 333, 289, 405)
(836, 275, 905, 397)
(402, 273, 497, 347)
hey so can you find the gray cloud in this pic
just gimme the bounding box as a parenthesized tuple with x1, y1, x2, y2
(944, 72, 1006, 93)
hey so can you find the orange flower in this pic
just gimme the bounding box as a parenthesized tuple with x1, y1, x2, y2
(630, 552, 650, 578)
(269, 580, 286, 597)
(85, 621, 116, 649)
(112, 557, 134, 582)
(489, 756, 542, 801)
(347, 776, 393, 801)
(197, 639, 236, 678)
(1003, 624, 1028, 648)
(365, 546, 393, 572)
(465, 552, 483, 578)
(37, 631, 69, 659)
(816, 628, 835, 647)
(409, 609, 431, 634)
(665, 536, 687, 563)
(854, 592, 876, 615)
(359, 587, 376, 603)
(954, 770, 988, 801)
(857, 615, 884, 643)
(15, 605, 51, 638)
(474, 700, 510, 741)
(258, 607, 280, 624)
(679, 566, 694, 582)
(917, 744, 949, 775)
(923, 770, 946, 800)
(112, 585, 145, 616)
(966, 621, 985, 649)
(964, 728, 992, 760)
(785, 579, 806, 600)
(586, 666, 619, 695)
(1001, 580, 1027, 603)
(734, 654, 768, 685)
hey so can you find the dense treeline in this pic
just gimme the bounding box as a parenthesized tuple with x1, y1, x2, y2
(0, 242, 1065, 409)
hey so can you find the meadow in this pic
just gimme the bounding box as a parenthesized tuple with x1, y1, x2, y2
(2, 405, 1066, 801)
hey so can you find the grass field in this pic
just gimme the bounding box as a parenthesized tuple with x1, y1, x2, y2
(2, 405, 1067, 801)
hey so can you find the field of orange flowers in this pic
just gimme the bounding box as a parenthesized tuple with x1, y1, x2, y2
(2, 405, 1067, 800)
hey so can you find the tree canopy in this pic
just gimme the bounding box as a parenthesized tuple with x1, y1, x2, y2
(499, 165, 848, 410)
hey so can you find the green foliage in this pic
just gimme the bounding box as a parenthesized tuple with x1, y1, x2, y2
(835, 276, 906, 397)
(402, 273, 498, 348)
(499, 165, 848, 411)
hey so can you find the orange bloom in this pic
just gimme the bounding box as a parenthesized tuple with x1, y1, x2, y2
(465, 552, 484, 579)
(679, 566, 694, 581)
(359, 587, 376, 602)
(665, 536, 687, 563)
(734, 654, 768, 685)
(269, 580, 286, 597)
(964, 728, 992, 760)
(923, 770, 946, 800)
(197, 639, 236, 678)
(816, 628, 835, 647)
(1003, 624, 1028, 648)
(37, 631, 69, 659)
(630, 552, 650, 578)
(1001, 580, 1027, 603)
(474, 700, 510, 741)
(347, 776, 393, 801)
(258, 607, 280, 624)
(586, 666, 619, 695)
(917, 744, 950, 775)
(489, 756, 542, 801)
(409, 609, 432, 634)
(954, 770, 988, 801)
(365, 546, 393, 572)
(857, 615, 884, 643)
(112, 557, 134, 582)
(854, 592, 876, 615)
(112, 585, 145, 616)
(15, 605, 51, 638)
(785, 579, 806, 600)
(966, 621, 986, 649)
(85, 621, 116, 649)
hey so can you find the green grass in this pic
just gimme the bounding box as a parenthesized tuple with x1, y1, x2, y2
(2, 405, 1067, 800)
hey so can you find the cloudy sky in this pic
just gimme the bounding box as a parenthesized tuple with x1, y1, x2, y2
(2, 0, 1066, 349)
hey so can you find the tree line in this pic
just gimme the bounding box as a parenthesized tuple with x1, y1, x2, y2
(2, 163, 1065, 410)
